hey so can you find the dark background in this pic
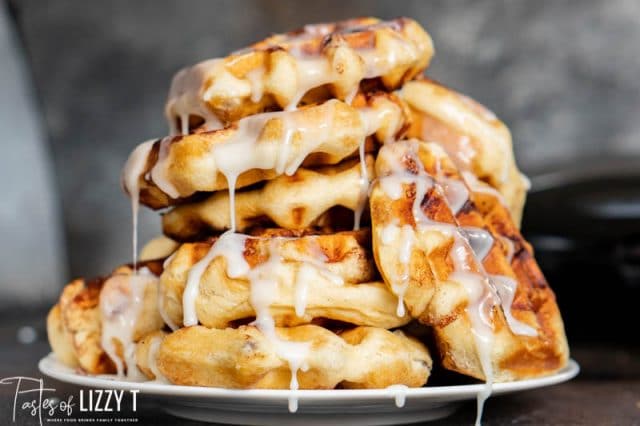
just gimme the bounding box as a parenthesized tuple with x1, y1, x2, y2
(8, 0, 640, 282)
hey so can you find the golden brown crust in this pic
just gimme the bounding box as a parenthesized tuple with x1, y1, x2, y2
(165, 17, 433, 129)
(369, 139, 568, 381)
(57, 277, 114, 374)
(159, 229, 412, 329)
(150, 325, 431, 389)
(400, 78, 529, 225)
(46, 304, 79, 368)
(135, 330, 168, 380)
(49, 261, 166, 375)
(139, 236, 179, 261)
(162, 157, 375, 240)
(137, 93, 407, 209)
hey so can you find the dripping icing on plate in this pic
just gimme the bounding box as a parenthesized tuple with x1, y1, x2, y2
(99, 267, 158, 380)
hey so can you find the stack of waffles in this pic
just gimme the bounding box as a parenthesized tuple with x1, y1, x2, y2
(47, 17, 568, 415)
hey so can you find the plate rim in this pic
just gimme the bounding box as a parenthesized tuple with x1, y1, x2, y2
(38, 353, 579, 401)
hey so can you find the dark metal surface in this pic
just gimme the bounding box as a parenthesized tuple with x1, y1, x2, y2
(523, 159, 640, 343)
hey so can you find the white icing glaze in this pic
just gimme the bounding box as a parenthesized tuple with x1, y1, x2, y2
(181, 233, 344, 411)
(380, 223, 398, 245)
(165, 59, 225, 134)
(436, 166, 533, 346)
(462, 227, 494, 262)
(353, 138, 369, 230)
(378, 223, 413, 317)
(455, 135, 476, 167)
(386, 384, 409, 408)
(298, 238, 344, 287)
(377, 142, 435, 314)
(378, 218, 424, 316)
(212, 101, 386, 232)
(294, 263, 313, 317)
(147, 96, 394, 224)
(380, 171, 433, 224)
(490, 275, 537, 337)
(212, 102, 334, 230)
(286, 56, 335, 111)
(474, 340, 494, 426)
(379, 175, 405, 200)
(165, 21, 415, 133)
(156, 270, 179, 332)
(359, 106, 401, 144)
(377, 141, 499, 423)
(246, 239, 310, 413)
(202, 66, 252, 102)
(434, 175, 537, 423)
(150, 137, 181, 199)
(442, 177, 470, 215)
(461, 171, 506, 205)
(121, 140, 155, 271)
(395, 225, 415, 317)
(147, 335, 169, 383)
(301, 22, 334, 37)
(183, 231, 249, 326)
(502, 236, 515, 264)
(353, 101, 405, 229)
(245, 67, 265, 103)
(284, 28, 414, 110)
(448, 271, 495, 426)
(100, 267, 156, 380)
(285, 29, 414, 111)
(344, 85, 359, 105)
(433, 178, 498, 426)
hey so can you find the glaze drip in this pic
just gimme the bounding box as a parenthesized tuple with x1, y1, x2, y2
(375, 140, 536, 425)
(180, 233, 346, 411)
(100, 267, 157, 380)
(121, 140, 155, 271)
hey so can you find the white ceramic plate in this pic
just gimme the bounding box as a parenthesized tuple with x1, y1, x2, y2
(39, 353, 579, 426)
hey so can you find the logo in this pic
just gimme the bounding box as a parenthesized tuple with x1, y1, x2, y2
(1, 376, 140, 425)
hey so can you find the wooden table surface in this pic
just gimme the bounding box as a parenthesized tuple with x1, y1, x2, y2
(1, 313, 638, 425)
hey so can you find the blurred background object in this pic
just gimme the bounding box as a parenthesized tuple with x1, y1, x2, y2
(0, 2, 66, 308)
(3, 0, 640, 342)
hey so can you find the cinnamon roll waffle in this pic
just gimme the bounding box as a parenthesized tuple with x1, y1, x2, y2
(46, 261, 165, 377)
(369, 139, 568, 382)
(161, 156, 374, 239)
(46, 15, 569, 423)
(131, 92, 407, 210)
(159, 229, 410, 330)
(401, 78, 529, 224)
(136, 325, 431, 391)
(165, 17, 432, 132)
